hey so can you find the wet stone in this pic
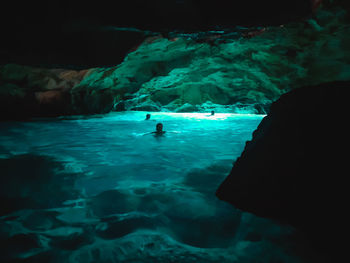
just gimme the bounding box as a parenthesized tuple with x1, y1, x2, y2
(90, 190, 134, 217)
(49, 230, 94, 251)
(96, 216, 157, 239)
(22, 211, 60, 231)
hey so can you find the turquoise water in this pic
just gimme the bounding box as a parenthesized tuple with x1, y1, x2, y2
(0, 112, 311, 263)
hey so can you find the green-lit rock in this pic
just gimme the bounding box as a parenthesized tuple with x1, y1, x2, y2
(59, 4, 350, 114)
(0, 2, 349, 119)
(175, 103, 199, 113)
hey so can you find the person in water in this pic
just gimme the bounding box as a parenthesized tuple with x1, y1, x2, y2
(153, 123, 166, 135)
(211, 110, 215, 116)
(145, 113, 151, 120)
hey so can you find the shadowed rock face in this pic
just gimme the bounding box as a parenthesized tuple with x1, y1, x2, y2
(0, 64, 95, 120)
(216, 81, 349, 244)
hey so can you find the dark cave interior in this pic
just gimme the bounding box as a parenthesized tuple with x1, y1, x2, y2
(0, 1, 349, 262)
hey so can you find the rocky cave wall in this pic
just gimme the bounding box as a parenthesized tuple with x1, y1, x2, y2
(1, 0, 349, 120)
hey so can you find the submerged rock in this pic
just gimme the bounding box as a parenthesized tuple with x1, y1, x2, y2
(0, 154, 80, 215)
(216, 81, 349, 251)
(0, 233, 41, 260)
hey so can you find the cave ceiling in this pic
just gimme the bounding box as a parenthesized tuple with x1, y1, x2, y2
(1, 0, 318, 67)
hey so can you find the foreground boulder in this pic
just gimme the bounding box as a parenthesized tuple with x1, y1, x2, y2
(216, 81, 349, 243)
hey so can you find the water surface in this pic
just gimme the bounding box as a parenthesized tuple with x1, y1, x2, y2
(0, 112, 311, 263)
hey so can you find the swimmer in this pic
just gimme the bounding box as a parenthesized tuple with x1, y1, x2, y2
(211, 110, 215, 116)
(145, 113, 151, 120)
(152, 123, 166, 135)
(143, 122, 179, 136)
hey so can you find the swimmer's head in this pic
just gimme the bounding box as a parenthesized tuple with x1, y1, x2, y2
(211, 111, 215, 115)
(145, 114, 151, 120)
(156, 123, 163, 133)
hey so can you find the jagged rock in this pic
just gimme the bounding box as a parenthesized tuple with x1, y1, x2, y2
(216, 81, 349, 247)
(175, 103, 198, 113)
(74, 35, 295, 114)
(80, 5, 350, 115)
(70, 85, 116, 115)
(113, 101, 126, 111)
(1, 4, 350, 120)
(0, 64, 92, 120)
(129, 102, 161, 112)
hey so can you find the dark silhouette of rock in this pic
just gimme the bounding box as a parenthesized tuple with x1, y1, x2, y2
(216, 81, 349, 251)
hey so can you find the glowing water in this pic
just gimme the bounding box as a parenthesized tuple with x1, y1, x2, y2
(1, 112, 263, 194)
(0, 112, 309, 263)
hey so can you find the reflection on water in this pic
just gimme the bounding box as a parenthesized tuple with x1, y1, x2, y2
(0, 112, 314, 263)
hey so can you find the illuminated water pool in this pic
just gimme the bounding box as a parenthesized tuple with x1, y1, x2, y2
(0, 112, 311, 263)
